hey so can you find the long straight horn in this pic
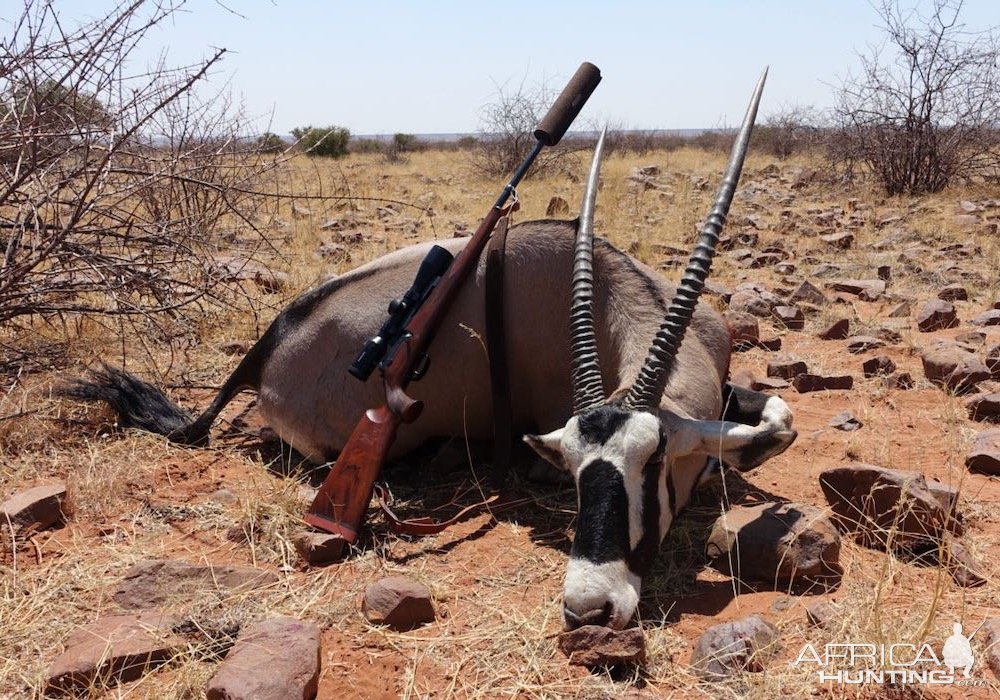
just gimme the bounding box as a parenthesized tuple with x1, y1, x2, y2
(570, 127, 608, 413)
(623, 69, 767, 412)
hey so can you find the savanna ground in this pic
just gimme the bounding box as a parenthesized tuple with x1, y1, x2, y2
(2, 144, 999, 699)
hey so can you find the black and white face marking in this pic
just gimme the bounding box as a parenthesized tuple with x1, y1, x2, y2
(525, 405, 669, 630)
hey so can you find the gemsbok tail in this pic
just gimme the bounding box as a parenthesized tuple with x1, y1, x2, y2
(61, 364, 213, 445)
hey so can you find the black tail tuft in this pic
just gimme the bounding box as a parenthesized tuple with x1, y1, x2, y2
(60, 364, 209, 445)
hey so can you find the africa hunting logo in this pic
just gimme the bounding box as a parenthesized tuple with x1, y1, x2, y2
(792, 621, 987, 687)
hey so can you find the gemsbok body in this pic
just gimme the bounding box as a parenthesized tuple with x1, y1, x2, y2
(67, 71, 796, 631)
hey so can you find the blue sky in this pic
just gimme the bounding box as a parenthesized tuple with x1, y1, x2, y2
(14, 0, 999, 135)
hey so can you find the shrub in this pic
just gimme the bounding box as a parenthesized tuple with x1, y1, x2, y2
(833, 0, 1000, 194)
(256, 131, 287, 154)
(291, 125, 350, 157)
(753, 105, 825, 159)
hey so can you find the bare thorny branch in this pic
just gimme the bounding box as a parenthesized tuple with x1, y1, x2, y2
(0, 1, 402, 383)
(833, 0, 1000, 194)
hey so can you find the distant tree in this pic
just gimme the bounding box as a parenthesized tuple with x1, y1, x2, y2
(291, 125, 350, 157)
(473, 78, 575, 177)
(834, 0, 1000, 194)
(754, 105, 824, 160)
(350, 138, 383, 154)
(385, 132, 416, 162)
(392, 133, 415, 152)
(256, 131, 287, 154)
(4, 78, 111, 163)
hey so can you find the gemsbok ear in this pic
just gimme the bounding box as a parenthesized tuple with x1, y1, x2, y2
(523, 428, 567, 471)
(664, 405, 796, 472)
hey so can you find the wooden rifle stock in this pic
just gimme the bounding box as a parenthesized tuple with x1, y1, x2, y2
(305, 62, 601, 555)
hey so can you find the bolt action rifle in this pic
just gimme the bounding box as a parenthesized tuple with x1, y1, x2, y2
(304, 62, 602, 555)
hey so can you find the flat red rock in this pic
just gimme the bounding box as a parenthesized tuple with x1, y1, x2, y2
(206, 617, 320, 700)
(45, 612, 181, 694)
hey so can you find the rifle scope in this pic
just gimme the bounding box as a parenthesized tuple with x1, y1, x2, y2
(349, 244, 455, 381)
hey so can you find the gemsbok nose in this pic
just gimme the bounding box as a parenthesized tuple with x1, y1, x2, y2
(563, 600, 614, 630)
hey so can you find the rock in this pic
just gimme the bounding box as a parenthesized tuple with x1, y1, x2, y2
(888, 301, 911, 318)
(846, 335, 885, 354)
(363, 576, 435, 631)
(758, 337, 782, 351)
(725, 311, 759, 350)
(873, 327, 903, 344)
(291, 204, 312, 218)
(690, 616, 780, 680)
(751, 377, 789, 391)
(937, 284, 968, 302)
(45, 612, 181, 694)
(729, 290, 772, 318)
(113, 560, 279, 610)
(292, 531, 346, 565)
(376, 204, 399, 220)
(940, 533, 986, 588)
(793, 374, 853, 393)
(884, 372, 915, 390)
(789, 280, 827, 306)
(0, 483, 66, 535)
(737, 283, 783, 306)
(981, 619, 1000, 679)
(772, 305, 804, 330)
(811, 263, 842, 277)
(819, 464, 948, 550)
(557, 625, 646, 667)
(545, 196, 569, 217)
(829, 411, 863, 431)
(925, 479, 960, 519)
(332, 230, 364, 244)
(965, 429, 1000, 475)
(790, 167, 820, 189)
(971, 310, 1000, 327)
(729, 368, 755, 389)
(965, 393, 1000, 421)
(206, 617, 320, 700)
(705, 280, 734, 302)
(916, 300, 959, 332)
(920, 342, 990, 393)
(210, 256, 288, 293)
(987, 345, 1000, 379)
(805, 601, 839, 630)
(818, 318, 850, 340)
(820, 232, 854, 249)
(955, 331, 986, 351)
(922, 480, 964, 536)
(953, 213, 980, 229)
(705, 502, 841, 586)
(862, 356, 896, 377)
(766, 360, 808, 380)
(316, 243, 351, 262)
(828, 279, 886, 298)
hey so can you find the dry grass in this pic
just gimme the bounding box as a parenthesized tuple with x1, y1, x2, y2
(1, 146, 999, 698)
